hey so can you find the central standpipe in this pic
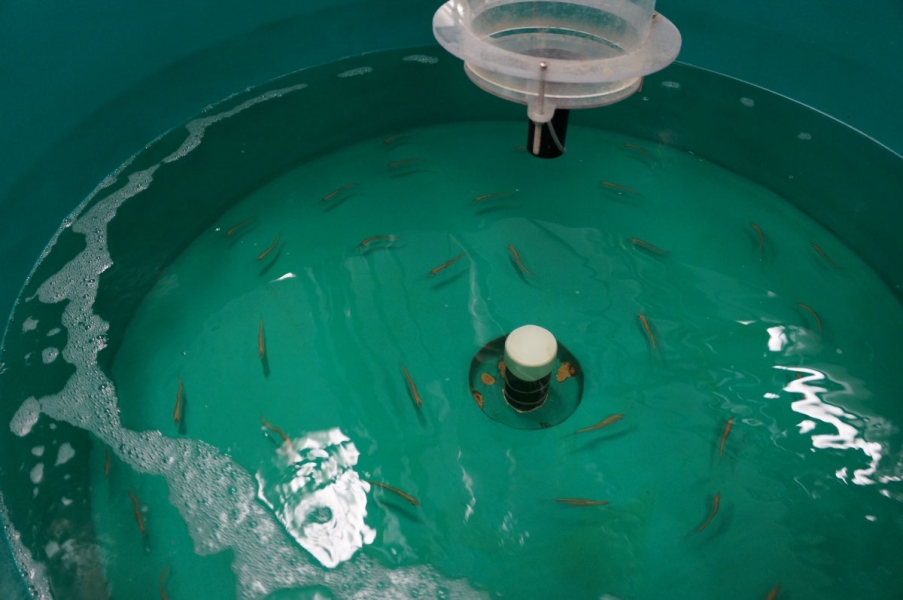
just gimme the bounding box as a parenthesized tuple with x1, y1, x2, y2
(503, 325, 558, 412)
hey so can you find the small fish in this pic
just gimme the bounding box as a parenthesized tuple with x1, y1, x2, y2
(765, 584, 781, 600)
(797, 302, 823, 334)
(695, 492, 722, 533)
(389, 158, 425, 168)
(226, 218, 255, 237)
(811, 242, 838, 267)
(258, 320, 266, 359)
(629, 237, 666, 255)
(173, 378, 184, 423)
(481, 372, 497, 386)
(128, 489, 146, 535)
(359, 235, 396, 247)
(260, 416, 291, 446)
(540, 422, 551, 429)
(719, 417, 735, 458)
(402, 364, 423, 408)
(624, 143, 651, 160)
(322, 182, 357, 202)
(515, 145, 527, 151)
(429, 252, 466, 276)
(383, 134, 404, 145)
(555, 498, 608, 507)
(556, 362, 576, 383)
(575, 414, 624, 435)
(159, 566, 169, 600)
(366, 480, 420, 506)
(474, 193, 512, 202)
(104, 448, 111, 477)
(601, 180, 639, 195)
(472, 390, 484, 409)
(508, 244, 531, 275)
(498, 360, 507, 379)
(750, 222, 765, 250)
(257, 234, 280, 261)
(639, 313, 657, 351)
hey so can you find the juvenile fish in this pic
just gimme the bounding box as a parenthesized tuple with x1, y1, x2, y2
(366, 479, 420, 506)
(508, 244, 531, 275)
(359, 235, 396, 247)
(811, 242, 838, 267)
(481, 372, 496, 386)
(383, 134, 404, 145)
(601, 180, 639, 195)
(258, 320, 266, 359)
(625, 143, 651, 159)
(128, 489, 146, 535)
(750, 222, 765, 250)
(797, 302, 823, 334)
(322, 182, 357, 202)
(695, 492, 721, 533)
(765, 584, 781, 600)
(389, 158, 424, 168)
(260, 416, 291, 446)
(402, 364, 423, 408)
(429, 252, 466, 276)
(173, 377, 184, 423)
(574, 414, 623, 434)
(639, 313, 657, 351)
(719, 417, 735, 458)
(104, 448, 111, 477)
(474, 193, 512, 202)
(159, 566, 169, 600)
(257, 234, 280, 261)
(226, 218, 255, 237)
(629, 237, 666, 255)
(556, 362, 576, 383)
(555, 498, 608, 507)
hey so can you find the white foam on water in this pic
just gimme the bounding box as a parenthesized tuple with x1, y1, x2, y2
(22, 317, 39, 332)
(6, 81, 480, 599)
(31, 446, 45, 457)
(661, 80, 680, 89)
(798, 132, 812, 140)
(47, 328, 61, 337)
(163, 84, 307, 164)
(45, 541, 60, 559)
(55, 442, 75, 466)
(740, 97, 755, 107)
(0, 493, 53, 600)
(30, 463, 44, 484)
(60, 498, 72, 507)
(337, 67, 373, 78)
(402, 55, 439, 64)
(10, 397, 40, 436)
(41, 347, 59, 364)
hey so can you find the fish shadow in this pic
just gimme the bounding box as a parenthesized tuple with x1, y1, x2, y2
(429, 269, 467, 291)
(415, 408, 427, 428)
(573, 428, 631, 452)
(475, 204, 516, 216)
(388, 166, 429, 179)
(600, 187, 641, 204)
(177, 392, 188, 436)
(360, 240, 404, 256)
(322, 192, 362, 213)
(261, 355, 270, 378)
(258, 247, 283, 277)
(509, 258, 534, 283)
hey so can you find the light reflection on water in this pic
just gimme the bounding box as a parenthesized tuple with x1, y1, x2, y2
(255, 428, 375, 568)
(778, 366, 897, 486)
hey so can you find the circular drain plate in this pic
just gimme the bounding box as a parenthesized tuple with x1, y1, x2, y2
(468, 334, 583, 430)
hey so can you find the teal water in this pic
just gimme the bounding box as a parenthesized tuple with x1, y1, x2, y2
(104, 121, 903, 599)
(1, 48, 902, 600)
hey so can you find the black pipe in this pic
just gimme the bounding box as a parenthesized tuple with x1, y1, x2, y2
(526, 109, 570, 159)
(503, 369, 551, 412)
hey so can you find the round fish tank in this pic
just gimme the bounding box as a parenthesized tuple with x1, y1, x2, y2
(1, 3, 902, 600)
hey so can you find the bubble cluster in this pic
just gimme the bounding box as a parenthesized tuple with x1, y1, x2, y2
(338, 67, 374, 78)
(402, 55, 439, 65)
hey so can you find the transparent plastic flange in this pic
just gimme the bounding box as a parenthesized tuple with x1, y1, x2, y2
(433, 0, 681, 123)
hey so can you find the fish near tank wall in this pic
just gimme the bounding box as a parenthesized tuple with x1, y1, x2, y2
(1, 0, 903, 598)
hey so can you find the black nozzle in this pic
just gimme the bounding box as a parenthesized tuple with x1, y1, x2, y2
(526, 109, 570, 159)
(503, 370, 551, 412)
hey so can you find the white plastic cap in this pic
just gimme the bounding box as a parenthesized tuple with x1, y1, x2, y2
(504, 325, 558, 382)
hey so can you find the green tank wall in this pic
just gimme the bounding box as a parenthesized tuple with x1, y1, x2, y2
(1, 0, 901, 596)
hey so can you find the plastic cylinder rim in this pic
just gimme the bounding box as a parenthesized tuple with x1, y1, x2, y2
(433, 1, 681, 85)
(504, 325, 558, 382)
